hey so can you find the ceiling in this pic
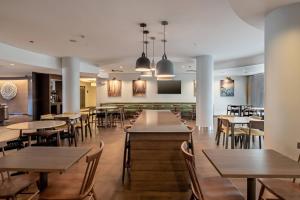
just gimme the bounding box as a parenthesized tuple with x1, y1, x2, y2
(0, 0, 265, 73)
(228, 0, 300, 30)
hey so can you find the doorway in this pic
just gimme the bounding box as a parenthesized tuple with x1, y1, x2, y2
(80, 86, 85, 108)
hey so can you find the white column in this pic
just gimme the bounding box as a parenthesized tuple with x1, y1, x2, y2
(265, 3, 300, 159)
(196, 55, 214, 130)
(62, 57, 80, 113)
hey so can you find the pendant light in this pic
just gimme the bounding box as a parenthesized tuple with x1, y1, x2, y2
(150, 36, 156, 71)
(156, 21, 175, 78)
(136, 23, 151, 72)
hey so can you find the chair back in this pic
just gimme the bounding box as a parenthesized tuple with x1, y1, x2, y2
(80, 141, 104, 196)
(181, 142, 203, 200)
(220, 118, 230, 134)
(249, 120, 264, 131)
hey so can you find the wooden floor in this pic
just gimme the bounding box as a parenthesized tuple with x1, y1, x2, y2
(0, 119, 266, 200)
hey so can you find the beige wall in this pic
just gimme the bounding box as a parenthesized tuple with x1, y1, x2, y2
(265, 3, 300, 159)
(80, 81, 96, 107)
(0, 80, 29, 114)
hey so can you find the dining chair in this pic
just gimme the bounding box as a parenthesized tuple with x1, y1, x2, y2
(76, 113, 92, 142)
(219, 118, 246, 149)
(181, 142, 245, 200)
(240, 120, 264, 149)
(122, 125, 132, 183)
(39, 141, 104, 200)
(54, 116, 78, 146)
(258, 146, 300, 200)
(0, 150, 39, 200)
(186, 125, 194, 154)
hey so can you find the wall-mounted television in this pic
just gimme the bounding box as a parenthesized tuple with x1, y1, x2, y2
(157, 80, 181, 94)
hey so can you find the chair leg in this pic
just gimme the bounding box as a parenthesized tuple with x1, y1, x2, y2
(258, 185, 265, 200)
(259, 136, 262, 149)
(225, 135, 229, 149)
(88, 123, 92, 137)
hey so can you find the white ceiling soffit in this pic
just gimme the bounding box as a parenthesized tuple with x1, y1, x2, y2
(228, 0, 300, 30)
(0, 0, 263, 68)
(215, 64, 264, 76)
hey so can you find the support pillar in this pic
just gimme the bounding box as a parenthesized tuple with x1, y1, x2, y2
(196, 55, 214, 130)
(62, 57, 80, 113)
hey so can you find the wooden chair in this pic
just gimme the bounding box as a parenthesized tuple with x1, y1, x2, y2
(181, 142, 245, 200)
(0, 150, 39, 200)
(54, 116, 78, 146)
(186, 125, 195, 154)
(240, 120, 264, 149)
(39, 141, 104, 200)
(219, 118, 246, 149)
(258, 146, 300, 200)
(122, 125, 132, 183)
(76, 114, 92, 142)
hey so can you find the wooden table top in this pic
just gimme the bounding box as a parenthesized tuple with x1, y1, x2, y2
(6, 120, 66, 130)
(219, 116, 262, 124)
(0, 131, 20, 147)
(0, 146, 91, 172)
(96, 106, 118, 110)
(128, 110, 190, 133)
(54, 113, 81, 120)
(203, 149, 300, 178)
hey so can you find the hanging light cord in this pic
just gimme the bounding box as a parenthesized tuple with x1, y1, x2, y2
(145, 33, 148, 56)
(163, 24, 166, 55)
(152, 38, 155, 59)
(142, 26, 145, 53)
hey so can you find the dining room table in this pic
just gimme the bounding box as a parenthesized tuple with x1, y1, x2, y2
(127, 110, 191, 192)
(0, 146, 91, 191)
(202, 149, 300, 200)
(6, 120, 66, 146)
(0, 131, 20, 154)
(96, 106, 118, 128)
(218, 116, 263, 149)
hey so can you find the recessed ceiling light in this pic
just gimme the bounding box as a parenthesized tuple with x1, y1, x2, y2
(119, 66, 123, 69)
(9, 63, 15, 66)
(69, 39, 77, 43)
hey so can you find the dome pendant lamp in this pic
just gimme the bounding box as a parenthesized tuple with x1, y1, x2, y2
(136, 23, 151, 72)
(156, 21, 175, 78)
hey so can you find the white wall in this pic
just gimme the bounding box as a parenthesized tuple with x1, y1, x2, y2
(265, 3, 300, 159)
(214, 76, 248, 115)
(97, 73, 248, 115)
(97, 73, 196, 103)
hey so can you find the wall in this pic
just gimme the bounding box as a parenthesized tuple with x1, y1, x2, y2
(265, 3, 300, 159)
(97, 73, 248, 115)
(214, 76, 248, 115)
(80, 81, 96, 107)
(0, 79, 30, 114)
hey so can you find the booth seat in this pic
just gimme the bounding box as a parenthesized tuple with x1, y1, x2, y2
(99, 102, 196, 119)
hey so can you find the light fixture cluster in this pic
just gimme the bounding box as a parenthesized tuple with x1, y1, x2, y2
(136, 21, 175, 79)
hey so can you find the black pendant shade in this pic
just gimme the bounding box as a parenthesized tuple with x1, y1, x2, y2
(136, 23, 150, 72)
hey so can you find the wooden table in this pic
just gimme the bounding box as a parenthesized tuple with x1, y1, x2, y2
(128, 110, 191, 192)
(218, 116, 262, 149)
(0, 146, 91, 191)
(203, 149, 300, 200)
(96, 106, 118, 128)
(0, 131, 20, 154)
(6, 120, 66, 146)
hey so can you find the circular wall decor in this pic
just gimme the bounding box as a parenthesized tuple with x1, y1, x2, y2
(1, 81, 18, 100)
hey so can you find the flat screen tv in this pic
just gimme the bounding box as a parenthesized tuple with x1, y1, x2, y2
(157, 80, 181, 94)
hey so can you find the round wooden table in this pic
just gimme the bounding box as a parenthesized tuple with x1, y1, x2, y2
(6, 120, 66, 146)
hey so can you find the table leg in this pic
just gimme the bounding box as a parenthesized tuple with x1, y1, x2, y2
(39, 172, 48, 191)
(247, 178, 256, 200)
(105, 110, 108, 128)
(231, 123, 235, 149)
